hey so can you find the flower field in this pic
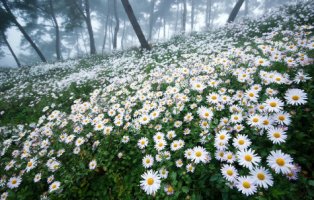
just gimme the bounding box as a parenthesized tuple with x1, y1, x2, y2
(0, 2, 314, 199)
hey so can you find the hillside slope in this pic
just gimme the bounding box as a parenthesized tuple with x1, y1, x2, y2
(0, 2, 314, 199)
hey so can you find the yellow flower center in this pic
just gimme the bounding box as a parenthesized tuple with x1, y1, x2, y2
(276, 158, 285, 166)
(253, 118, 259, 123)
(147, 178, 154, 185)
(145, 159, 150, 164)
(27, 162, 33, 167)
(52, 184, 57, 189)
(205, 112, 210, 117)
(220, 135, 225, 140)
(167, 186, 173, 193)
(226, 169, 233, 176)
(238, 139, 245, 145)
(263, 120, 269, 125)
(278, 116, 285, 121)
(242, 181, 251, 189)
(273, 132, 281, 138)
(234, 116, 239, 120)
(195, 151, 202, 157)
(227, 154, 233, 159)
(249, 93, 254, 97)
(12, 179, 17, 184)
(257, 173, 265, 180)
(292, 95, 300, 101)
(245, 155, 252, 162)
(270, 102, 277, 107)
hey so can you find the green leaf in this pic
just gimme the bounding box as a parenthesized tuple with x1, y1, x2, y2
(309, 180, 314, 186)
(182, 186, 189, 194)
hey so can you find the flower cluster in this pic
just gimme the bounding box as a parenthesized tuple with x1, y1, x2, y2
(0, 1, 313, 199)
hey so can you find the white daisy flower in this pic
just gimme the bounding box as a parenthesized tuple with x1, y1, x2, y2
(139, 114, 151, 125)
(140, 170, 161, 195)
(197, 106, 213, 121)
(237, 148, 261, 170)
(284, 88, 307, 105)
(233, 134, 251, 150)
(166, 131, 176, 140)
(236, 176, 257, 196)
(49, 181, 61, 193)
(207, 93, 220, 104)
(142, 155, 154, 168)
(273, 112, 291, 125)
(159, 168, 169, 179)
(184, 148, 193, 160)
(138, 137, 149, 149)
(26, 158, 37, 172)
(7, 176, 22, 189)
(153, 132, 165, 142)
(221, 164, 238, 182)
(250, 167, 273, 189)
(175, 159, 183, 167)
(267, 150, 294, 174)
(191, 81, 205, 92)
(191, 146, 210, 164)
(164, 185, 174, 195)
(224, 151, 236, 164)
(154, 139, 167, 151)
(34, 173, 41, 183)
(75, 137, 85, 146)
(247, 114, 262, 127)
(215, 130, 231, 144)
(267, 127, 287, 144)
(89, 160, 97, 170)
(186, 163, 195, 173)
(264, 97, 284, 113)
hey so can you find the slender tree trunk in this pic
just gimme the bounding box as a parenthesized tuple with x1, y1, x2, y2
(1, 31, 21, 67)
(113, 0, 119, 49)
(49, 0, 61, 60)
(121, 20, 126, 50)
(244, 0, 248, 16)
(206, 0, 212, 28)
(102, 0, 110, 54)
(121, 0, 151, 50)
(163, 17, 166, 39)
(80, 29, 88, 54)
(109, 18, 113, 51)
(182, 0, 187, 33)
(101, 13, 109, 54)
(84, 0, 96, 54)
(227, 0, 245, 23)
(148, 0, 155, 41)
(175, 2, 179, 32)
(1, 0, 46, 62)
(76, 32, 82, 56)
(191, 0, 195, 32)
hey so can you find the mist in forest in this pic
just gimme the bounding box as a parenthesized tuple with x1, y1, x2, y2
(0, 0, 306, 68)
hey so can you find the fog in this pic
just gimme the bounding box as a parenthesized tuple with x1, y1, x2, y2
(0, 0, 306, 68)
